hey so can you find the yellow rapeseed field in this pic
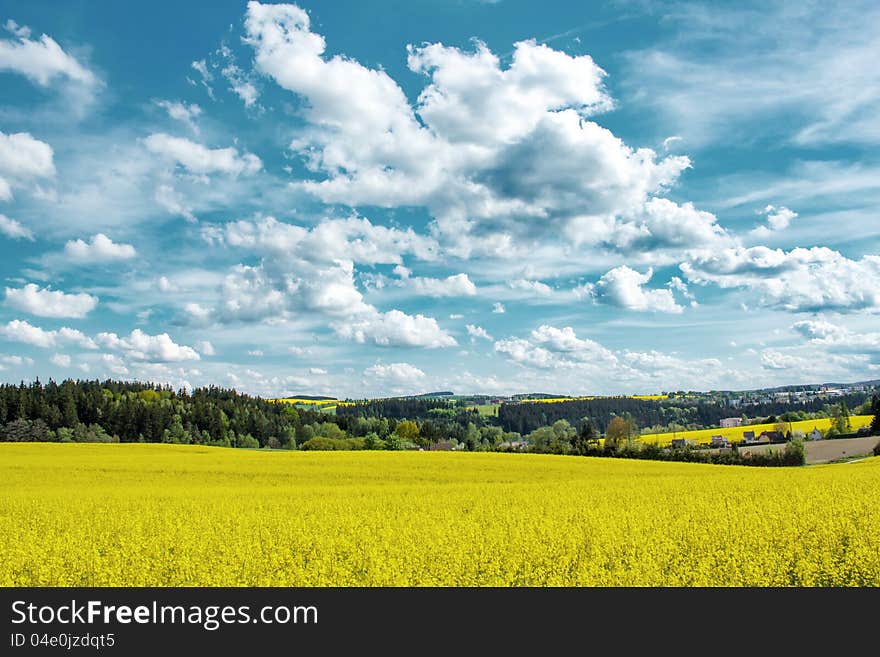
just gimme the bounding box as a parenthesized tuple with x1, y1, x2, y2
(2, 443, 878, 586)
(518, 394, 666, 404)
(640, 415, 874, 446)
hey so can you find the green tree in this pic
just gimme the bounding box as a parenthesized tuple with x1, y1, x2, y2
(162, 414, 191, 444)
(393, 420, 420, 443)
(832, 402, 851, 434)
(573, 418, 598, 455)
(870, 395, 880, 436)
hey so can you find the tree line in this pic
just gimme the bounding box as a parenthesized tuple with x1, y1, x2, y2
(496, 392, 873, 435)
(1, 380, 878, 468)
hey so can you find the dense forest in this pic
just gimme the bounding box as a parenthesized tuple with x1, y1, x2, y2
(1, 380, 878, 466)
(0, 379, 312, 448)
(496, 392, 873, 435)
(337, 397, 454, 420)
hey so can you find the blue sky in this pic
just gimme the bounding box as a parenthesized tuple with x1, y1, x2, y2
(1, 0, 879, 398)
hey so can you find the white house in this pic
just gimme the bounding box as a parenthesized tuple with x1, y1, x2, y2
(720, 417, 742, 428)
(809, 428, 823, 441)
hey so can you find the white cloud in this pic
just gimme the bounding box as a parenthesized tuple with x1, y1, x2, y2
(155, 100, 202, 132)
(101, 353, 129, 376)
(750, 204, 797, 237)
(760, 349, 808, 371)
(494, 337, 557, 369)
(215, 215, 437, 265)
(309, 367, 327, 375)
(156, 276, 175, 293)
(492, 302, 505, 313)
(591, 265, 683, 313)
(492, 324, 734, 391)
(1, 354, 33, 367)
(219, 44, 260, 108)
(243, 2, 694, 261)
(248, 349, 264, 357)
(5, 283, 98, 318)
(64, 233, 136, 262)
(466, 324, 492, 341)
(143, 133, 262, 176)
(96, 329, 200, 362)
(335, 309, 456, 348)
(0, 319, 97, 349)
(495, 325, 617, 370)
(49, 353, 71, 367)
(155, 184, 197, 222)
(189, 59, 215, 99)
(0, 213, 33, 240)
(0, 131, 55, 199)
(409, 273, 477, 297)
(408, 38, 613, 145)
(184, 302, 213, 323)
(0, 23, 98, 88)
(682, 247, 880, 312)
(364, 362, 425, 384)
(508, 279, 553, 296)
(791, 319, 880, 355)
(195, 340, 215, 356)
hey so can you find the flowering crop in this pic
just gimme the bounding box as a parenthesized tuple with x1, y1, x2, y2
(640, 415, 873, 446)
(2, 444, 878, 586)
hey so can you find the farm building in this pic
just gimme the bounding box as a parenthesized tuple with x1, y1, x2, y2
(809, 428, 823, 441)
(720, 417, 742, 428)
(710, 435, 729, 448)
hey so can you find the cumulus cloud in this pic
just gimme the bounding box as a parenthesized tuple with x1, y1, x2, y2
(495, 324, 617, 370)
(508, 279, 553, 296)
(194, 216, 454, 344)
(681, 247, 880, 312)
(492, 302, 505, 313)
(5, 283, 98, 318)
(212, 215, 437, 265)
(0, 213, 33, 240)
(0, 131, 55, 199)
(0, 354, 34, 367)
(408, 273, 477, 297)
(0, 21, 98, 88)
(49, 353, 71, 367)
(466, 324, 492, 341)
(335, 309, 456, 348)
(143, 133, 262, 176)
(760, 349, 808, 370)
(493, 324, 732, 391)
(242, 2, 696, 260)
(590, 265, 683, 313)
(0, 319, 97, 349)
(364, 362, 425, 384)
(792, 319, 880, 355)
(184, 302, 213, 323)
(195, 340, 215, 356)
(96, 329, 200, 362)
(64, 233, 136, 262)
(750, 204, 797, 237)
